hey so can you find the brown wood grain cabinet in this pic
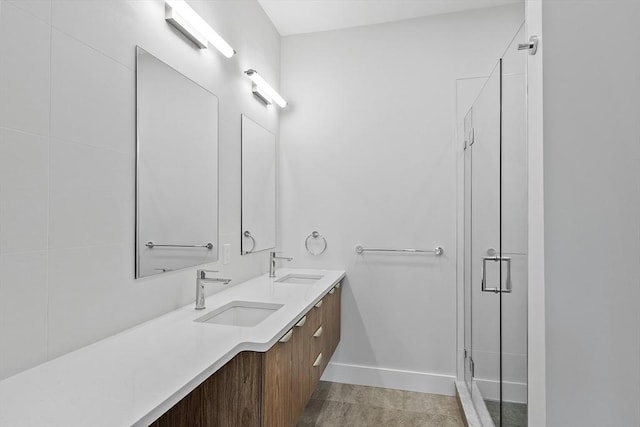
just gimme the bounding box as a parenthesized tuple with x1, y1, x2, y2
(151, 281, 342, 427)
(262, 328, 295, 427)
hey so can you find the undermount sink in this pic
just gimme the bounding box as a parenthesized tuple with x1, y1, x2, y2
(275, 274, 324, 285)
(195, 301, 283, 327)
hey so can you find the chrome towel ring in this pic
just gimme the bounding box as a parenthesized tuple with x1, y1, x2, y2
(305, 231, 327, 256)
(243, 230, 256, 254)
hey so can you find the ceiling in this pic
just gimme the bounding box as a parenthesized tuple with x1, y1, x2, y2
(257, 0, 522, 36)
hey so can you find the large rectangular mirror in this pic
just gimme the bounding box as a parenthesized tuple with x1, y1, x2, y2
(241, 115, 276, 254)
(136, 47, 219, 278)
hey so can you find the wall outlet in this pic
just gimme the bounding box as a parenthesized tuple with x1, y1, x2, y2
(223, 244, 231, 265)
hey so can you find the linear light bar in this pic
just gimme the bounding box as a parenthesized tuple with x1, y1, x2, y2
(244, 69, 287, 108)
(165, 0, 236, 58)
(251, 83, 273, 105)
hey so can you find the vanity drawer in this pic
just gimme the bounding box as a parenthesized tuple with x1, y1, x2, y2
(307, 298, 323, 331)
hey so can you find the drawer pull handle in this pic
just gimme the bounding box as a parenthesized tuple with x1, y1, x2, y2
(279, 329, 293, 343)
(313, 353, 323, 367)
(313, 326, 323, 338)
(295, 316, 307, 327)
(329, 288, 335, 295)
(315, 300, 323, 308)
(336, 282, 341, 289)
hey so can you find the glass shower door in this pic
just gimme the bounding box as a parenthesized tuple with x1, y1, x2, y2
(499, 25, 528, 426)
(469, 60, 502, 426)
(462, 24, 528, 427)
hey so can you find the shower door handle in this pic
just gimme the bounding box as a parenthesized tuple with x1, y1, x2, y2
(481, 256, 512, 293)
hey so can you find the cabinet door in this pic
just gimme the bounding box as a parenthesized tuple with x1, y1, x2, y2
(150, 351, 262, 427)
(326, 283, 342, 357)
(262, 329, 294, 427)
(291, 315, 312, 422)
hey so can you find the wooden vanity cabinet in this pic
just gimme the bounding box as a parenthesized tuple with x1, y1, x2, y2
(151, 281, 342, 427)
(262, 329, 295, 427)
(150, 351, 263, 427)
(325, 282, 341, 358)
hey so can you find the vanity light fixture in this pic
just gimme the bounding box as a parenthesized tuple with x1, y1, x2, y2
(165, 0, 236, 57)
(251, 84, 274, 105)
(244, 69, 288, 108)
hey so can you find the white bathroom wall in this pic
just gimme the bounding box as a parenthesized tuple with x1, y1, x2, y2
(540, 0, 640, 425)
(279, 4, 524, 395)
(0, 0, 281, 380)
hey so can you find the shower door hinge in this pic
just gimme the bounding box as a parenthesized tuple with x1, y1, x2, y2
(518, 35, 539, 55)
(463, 128, 474, 151)
(470, 357, 475, 378)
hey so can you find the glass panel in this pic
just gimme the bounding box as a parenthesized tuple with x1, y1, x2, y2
(500, 24, 528, 426)
(470, 59, 502, 424)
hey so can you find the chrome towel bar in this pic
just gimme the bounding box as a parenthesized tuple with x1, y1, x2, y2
(146, 241, 214, 249)
(355, 245, 443, 256)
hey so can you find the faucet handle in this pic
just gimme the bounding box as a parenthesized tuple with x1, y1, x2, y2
(197, 269, 219, 279)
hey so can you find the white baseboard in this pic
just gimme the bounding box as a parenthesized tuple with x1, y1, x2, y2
(321, 362, 456, 396)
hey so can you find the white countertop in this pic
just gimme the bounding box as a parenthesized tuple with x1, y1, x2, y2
(0, 268, 345, 427)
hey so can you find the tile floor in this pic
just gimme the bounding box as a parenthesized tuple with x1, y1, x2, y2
(297, 381, 465, 427)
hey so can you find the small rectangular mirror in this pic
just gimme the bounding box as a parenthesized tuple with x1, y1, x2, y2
(136, 47, 219, 278)
(241, 115, 276, 254)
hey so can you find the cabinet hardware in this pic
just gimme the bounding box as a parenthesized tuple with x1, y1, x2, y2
(295, 316, 307, 327)
(313, 353, 323, 367)
(313, 326, 323, 338)
(315, 300, 323, 308)
(329, 288, 335, 295)
(336, 282, 341, 289)
(279, 329, 293, 343)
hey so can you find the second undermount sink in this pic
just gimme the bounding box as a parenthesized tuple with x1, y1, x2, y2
(275, 274, 324, 285)
(195, 301, 284, 327)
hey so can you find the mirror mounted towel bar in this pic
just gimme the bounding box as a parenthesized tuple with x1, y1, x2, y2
(355, 245, 443, 256)
(146, 241, 214, 249)
(242, 231, 256, 254)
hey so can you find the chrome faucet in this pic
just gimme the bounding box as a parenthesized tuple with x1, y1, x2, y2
(196, 269, 232, 310)
(269, 251, 293, 277)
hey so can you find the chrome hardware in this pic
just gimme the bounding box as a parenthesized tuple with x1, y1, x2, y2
(269, 251, 293, 278)
(518, 35, 539, 55)
(305, 231, 328, 256)
(355, 245, 443, 256)
(146, 241, 213, 250)
(279, 329, 293, 343)
(313, 326, 323, 338)
(336, 282, 341, 289)
(195, 270, 232, 310)
(329, 288, 335, 295)
(313, 353, 323, 367)
(242, 231, 256, 254)
(314, 300, 323, 308)
(295, 316, 307, 327)
(481, 256, 512, 293)
(464, 127, 475, 150)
